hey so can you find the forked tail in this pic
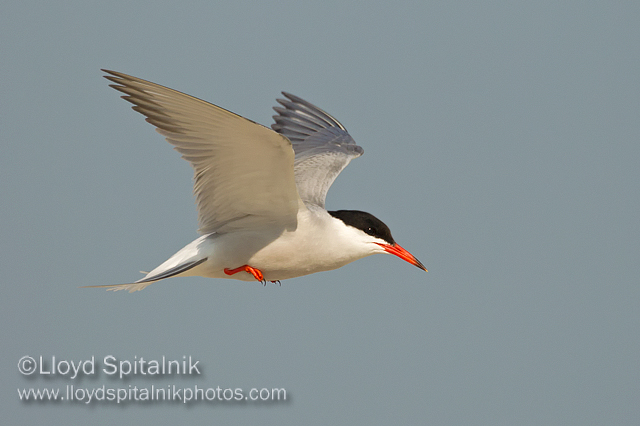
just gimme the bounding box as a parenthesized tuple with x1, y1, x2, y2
(81, 258, 208, 293)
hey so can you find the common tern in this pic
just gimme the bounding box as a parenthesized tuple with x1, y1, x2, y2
(90, 70, 426, 292)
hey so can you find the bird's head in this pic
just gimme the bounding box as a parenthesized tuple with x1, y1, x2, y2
(328, 210, 427, 271)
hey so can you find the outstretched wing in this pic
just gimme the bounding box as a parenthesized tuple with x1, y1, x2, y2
(103, 70, 301, 233)
(271, 92, 363, 209)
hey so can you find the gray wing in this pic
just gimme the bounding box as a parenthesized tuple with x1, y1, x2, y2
(103, 70, 300, 234)
(271, 92, 363, 208)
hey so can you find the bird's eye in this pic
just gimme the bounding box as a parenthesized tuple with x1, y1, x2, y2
(366, 227, 377, 236)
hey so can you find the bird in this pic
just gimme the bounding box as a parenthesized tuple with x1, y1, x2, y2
(88, 70, 426, 292)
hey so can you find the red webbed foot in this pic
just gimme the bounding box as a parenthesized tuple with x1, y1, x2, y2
(224, 265, 266, 284)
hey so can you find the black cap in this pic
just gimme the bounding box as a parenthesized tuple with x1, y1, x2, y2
(328, 210, 395, 245)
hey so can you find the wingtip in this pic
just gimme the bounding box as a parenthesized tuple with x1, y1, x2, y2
(279, 91, 304, 104)
(101, 69, 119, 77)
(101, 69, 136, 83)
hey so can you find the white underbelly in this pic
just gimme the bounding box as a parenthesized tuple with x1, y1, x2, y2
(196, 210, 368, 281)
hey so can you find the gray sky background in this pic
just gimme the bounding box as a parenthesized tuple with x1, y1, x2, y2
(2, 1, 639, 425)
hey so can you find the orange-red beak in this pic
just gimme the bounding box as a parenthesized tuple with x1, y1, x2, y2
(375, 243, 427, 272)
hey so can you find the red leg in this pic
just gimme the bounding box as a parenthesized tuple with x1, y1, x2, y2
(224, 265, 265, 283)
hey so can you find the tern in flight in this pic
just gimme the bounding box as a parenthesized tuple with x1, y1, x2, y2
(90, 70, 426, 292)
